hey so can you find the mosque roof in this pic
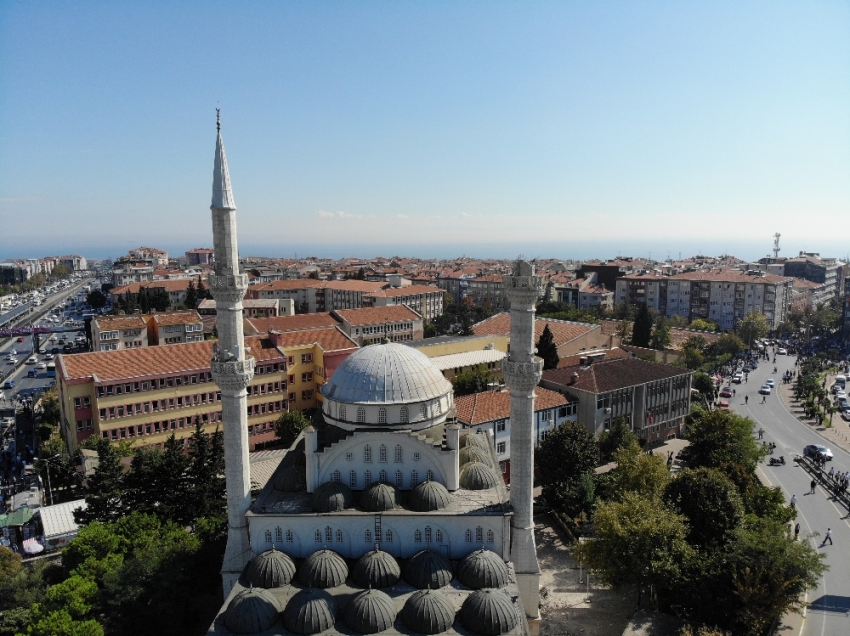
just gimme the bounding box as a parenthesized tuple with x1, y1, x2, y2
(343, 589, 397, 634)
(404, 549, 454, 590)
(298, 549, 349, 589)
(401, 589, 456, 634)
(459, 589, 519, 636)
(282, 588, 336, 635)
(351, 549, 401, 589)
(222, 587, 280, 634)
(408, 480, 453, 512)
(359, 482, 401, 512)
(456, 549, 511, 590)
(459, 462, 500, 490)
(321, 342, 452, 405)
(245, 549, 296, 589)
(311, 481, 354, 513)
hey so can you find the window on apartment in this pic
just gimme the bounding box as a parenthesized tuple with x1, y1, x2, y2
(301, 353, 313, 364)
(497, 442, 506, 454)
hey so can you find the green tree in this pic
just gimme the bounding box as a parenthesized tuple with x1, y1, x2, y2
(664, 468, 744, 547)
(606, 439, 670, 501)
(356, 267, 366, 280)
(24, 606, 103, 636)
(688, 318, 718, 332)
(681, 410, 763, 477)
(75, 439, 125, 525)
(578, 492, 693, 607)
(632, 302, 652, 348)
(0, 547, 21, 579)
(185, 420, 226, 523)
(536, 421, 598, 515)
(149, 288, 170, 312)
(650, 315, 672, 350)
(85, 290, 107, 311)
(682, 347, 705, 370)
(710, 333, 745, 357)
(597, 416, 636, 464)
(683, 335, 708, 353)
(691, 372, 715, 400)
(275, 411, 310, 447)
(183, 281, 197, 309)
(736, 311, 770, 347)
(39, 388, 61, 425)
(49, 263, 73, 280)
(451, 365, 494, 397)
(536, 324, 559, 370)
(195, 278, 210, 300)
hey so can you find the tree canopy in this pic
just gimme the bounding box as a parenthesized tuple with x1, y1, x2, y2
(736, 311, 770, 347)
(535, 324, 559, 370)
(451, 365, 495, 397)
(631, 303, 652, 348)
(536, 420, 597, 515)
(275, 410, 310, 447)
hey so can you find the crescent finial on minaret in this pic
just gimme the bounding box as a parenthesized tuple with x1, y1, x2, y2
(216, 108, 221, 132)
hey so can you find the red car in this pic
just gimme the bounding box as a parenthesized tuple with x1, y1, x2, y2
(719, 387, 733, 398)
(719, 400, 730, 410)
(16, 337, 24, 343)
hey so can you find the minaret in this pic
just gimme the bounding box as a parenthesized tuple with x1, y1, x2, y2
(208, 111, 255, 594)
(502, 260, 544, 622)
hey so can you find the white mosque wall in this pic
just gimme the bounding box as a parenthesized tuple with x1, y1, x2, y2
(322, 394, 454, 433)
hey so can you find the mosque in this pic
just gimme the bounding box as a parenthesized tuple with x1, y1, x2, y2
(206, 114, 545, 636)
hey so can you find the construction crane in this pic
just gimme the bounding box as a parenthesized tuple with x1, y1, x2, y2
(772, 233, 781, 259)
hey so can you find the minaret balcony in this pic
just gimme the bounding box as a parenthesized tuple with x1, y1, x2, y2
(209, 273, 250, 303)
(503, 274, 544, 305)
(211, 356, 256, 392)
(502, 357, 544, 392)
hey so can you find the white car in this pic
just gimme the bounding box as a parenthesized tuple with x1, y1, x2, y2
(759, 385, 772, 395)
(25, 356, 37, 365)
(777, 348, 788, 355)
(766, 379, 775, 388)
(36, 362, 46, 370)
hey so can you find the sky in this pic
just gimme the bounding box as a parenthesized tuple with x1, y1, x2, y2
(1, 1, 848, 262)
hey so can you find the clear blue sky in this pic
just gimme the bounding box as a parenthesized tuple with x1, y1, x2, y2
(1, 1, 848, 261)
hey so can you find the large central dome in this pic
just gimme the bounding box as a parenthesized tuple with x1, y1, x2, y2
(323, 343, 451, 405)
(321, 342, 454, 431)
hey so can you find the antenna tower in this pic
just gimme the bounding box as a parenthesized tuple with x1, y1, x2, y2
(772, 233, 781, 259)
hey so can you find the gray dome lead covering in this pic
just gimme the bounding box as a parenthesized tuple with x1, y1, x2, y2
(461, 433, 490, 450)
(459, 589, 518, 636)
(283, 587, 336, 635)
(457, 549, 510, 590)
(222, 586, 282, 634)
(459, 462, 500, 490)
(311, 481, 354, 512)
(299, 549, 349, 588)
(273, 462, 306, 492)
(404, 549, 454, 590)
(352, 549, 401, 589)
(401, 589, 456, 635)
(344, 588, 397, 634)
(408, 480, 453, 512)
(360, 482, 401, 512)
(459, 446, 494, 468)
(245, 548, 296, 588)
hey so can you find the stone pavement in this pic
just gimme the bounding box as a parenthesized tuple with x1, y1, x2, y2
(778, 371, 850, 456)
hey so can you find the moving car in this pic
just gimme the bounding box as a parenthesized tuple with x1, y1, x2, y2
(36, 362, 46, 370)
(26, 356, 37, 364)
(804, 444, 833, 461)
(759, 385, 772, 395)
(2, 381, 14, 389)
(766, 379, 775, 388)
(732, 373, 743, 384)
(777, 348, 788, 355)
(720, 387, 733, 398)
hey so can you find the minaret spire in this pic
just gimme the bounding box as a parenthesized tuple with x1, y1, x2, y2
(208, 111, 255, 595)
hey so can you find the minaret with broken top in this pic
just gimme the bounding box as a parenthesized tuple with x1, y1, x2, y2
(502, 259, 544, 621)
(208, 111, 255, 594)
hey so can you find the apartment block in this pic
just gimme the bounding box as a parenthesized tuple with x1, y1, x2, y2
(198, 298, 291, 318)
(363, 285, 445, 322)
(185, 248, 214, 266)
(783, 252, 844, 300)
(147, 311, 205, 345)
(332, 305, 424, 346)
(91, 315, 149, 351)
(128, 247, 169, 267)
(473, 313, 613, 358)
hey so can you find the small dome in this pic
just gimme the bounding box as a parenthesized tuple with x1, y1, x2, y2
(283, 587, 336, 635)
(344, 588, 397, 634)
(408, 480, 453, 512)
(459, 446, 493, 468)
(311, 481, 354, 513)
(404, 549, 453, 590)
(222, 587, 281, 634)
(274, 462, 306, 492)
(459, 462, 499, 490)
(352, 549, 401, 589)
(457, 549, 510, 590)
(461, 433, 490, 450)
(245, 548, 296, 588)
(298, 549, 349, 588)
(322, 342, 452, 406)
(459, 589, 518, 636)
(360, 482, 401, 512)
(401, 589, 456, 635)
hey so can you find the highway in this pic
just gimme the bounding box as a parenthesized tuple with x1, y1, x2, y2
(729, 352, 850, 636)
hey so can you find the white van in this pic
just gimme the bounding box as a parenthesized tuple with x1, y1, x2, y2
(836, 375, 846, 389)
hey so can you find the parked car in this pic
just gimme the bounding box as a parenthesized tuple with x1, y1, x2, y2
(804, 444, 833, 461)
(720, 387, 733, 398)
(732, 374, 743, 384)
(719, 400, 730, 410)
(777, 348, 788, 355)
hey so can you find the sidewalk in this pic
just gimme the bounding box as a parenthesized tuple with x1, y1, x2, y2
(777, 372, 850, 455)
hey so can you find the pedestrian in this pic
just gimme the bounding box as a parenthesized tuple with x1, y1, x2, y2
(761, 395, 766, 404)
(745, 395, 749, 404)
(794, 523, 800, 540)
(790, 494, 797, 508)
(823, 528, 833, 545)
(810, 479, 816, 495)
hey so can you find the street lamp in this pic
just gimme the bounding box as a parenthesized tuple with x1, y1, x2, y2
(40, 454, 60, 507)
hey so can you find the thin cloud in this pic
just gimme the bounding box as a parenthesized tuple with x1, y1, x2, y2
(396, 214, 409, 219)
(316, 210, 334, 218)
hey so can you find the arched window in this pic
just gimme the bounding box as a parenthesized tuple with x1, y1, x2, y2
(349, 470, 357, 488)
(378, 408, 387, 424)
(325, 526, 333, 543)
(476, 527, 483, 543)
(315, 530, 322, 543)
(364, 445, 372, 463)
(332, 470, 341, 483)
(379, 445, 387, 462)
(435, 400, 442, 414)
(435, 529, 444, 543)
(400, 406, 409, 423)
(365, 529, 372, 543)
(336, 529, 343, 543)
(465, 529, 473, 543)
(265, 529, 272, 544)
(365, 470, 373, 486)
(486, 530, 494, 543)
(425, 527, 432, 543)
(385, 529, 393, 543)
(275, 527, 283, 543)
(357, 407, 366, 423)
(426, 469, 434, 481)
(379, 469, 388, 483)
(420, 404, 427, 418)
(415, 530, 422, 543)
(410, 470, 419, 487)
(394, 445, 402, 463)
(286, 529, 294, 543)
(395, 470, 403, 488)
(339, 405, 346, 421)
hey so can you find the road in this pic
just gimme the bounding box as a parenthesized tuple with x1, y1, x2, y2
(729, 352, 850, 636)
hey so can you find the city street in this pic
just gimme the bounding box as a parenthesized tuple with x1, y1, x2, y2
(728, 352, 850, 636)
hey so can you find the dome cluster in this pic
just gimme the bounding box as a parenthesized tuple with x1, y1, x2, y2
(224, 547, 518, 635)
(307, 479, 454, 513)
(458, 433, 500, 491)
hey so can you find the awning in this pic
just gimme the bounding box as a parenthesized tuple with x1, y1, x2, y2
(23, 538, 44, 555)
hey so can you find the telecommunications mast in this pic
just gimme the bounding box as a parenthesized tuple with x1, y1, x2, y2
(772, 233, 781, 259)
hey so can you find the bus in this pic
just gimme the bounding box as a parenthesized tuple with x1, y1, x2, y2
(46, 362, 56, 378)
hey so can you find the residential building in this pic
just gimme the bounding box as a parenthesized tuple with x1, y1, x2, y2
(185, 248, 215, 266)
(57, 255, 88, 271)
(576, 258, 649, 290)
(464, 274, 507, 310)
(843, 276, 850, 343)
(111, 261, 154, 286)
(408, 333, 509, 380)
(472, 313, 613, 358)
(455, 387, 575, 481)
(128, 247, 169, 267)
(363, 284, 445, 322)
(198, 298, 291, 318)
(783, 252, 844, 300)
(790, 278, 828, 313)
(146, 310, 205, 345)
(332, 305, 423, 346)
(109, 278, 202, 308)
(541, 357, 693, 443)
(245, 313, 341, 337)
(436, 268, 478, 305)
(614, 272, 668, 313)
(91, 315, 148, 351)
(245, 279, 322, 310)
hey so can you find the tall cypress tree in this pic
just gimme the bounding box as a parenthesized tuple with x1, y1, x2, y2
(632, 302, 653, 348)
(75, 439, 125, 525)
(536, 324, 560, 370)
(184, 280, 197, 309)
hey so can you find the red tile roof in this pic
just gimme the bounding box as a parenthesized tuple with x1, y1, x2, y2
(365, 285, 443, 298)
(93, 315, 147, 330)
(472, 313, 597, 347)
(542, 357, 691, 394)
(555, 347, 631, 369)
(270, 327, 358, 352)
(333, 305, 422, 326)
(247, 313, 339, 335)
(455, 387, 569, 425)
(150, 310, 202, 326)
